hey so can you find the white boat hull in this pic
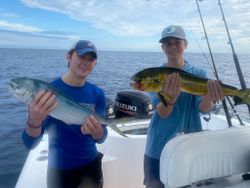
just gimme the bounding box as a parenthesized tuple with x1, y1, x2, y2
(15, 115, 250, 188)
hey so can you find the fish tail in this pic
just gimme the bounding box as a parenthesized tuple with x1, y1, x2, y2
(233, 88, 250, 106)
(109, 122, 128, 138)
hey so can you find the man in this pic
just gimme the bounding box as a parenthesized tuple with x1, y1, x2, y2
(23, 40, 107, 188)
(143, 25, 224, 188)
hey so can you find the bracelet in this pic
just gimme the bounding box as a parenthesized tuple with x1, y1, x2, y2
(162, 101, 175, 107)
(167, 101, 175, 106)
(27, 120, 42, 129)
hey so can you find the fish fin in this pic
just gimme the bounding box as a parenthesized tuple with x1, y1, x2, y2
(157, 92, 172, 106)
(233, 96, 244, 106)
(233, 88, 250, 106)
(109, 123, 128, 138)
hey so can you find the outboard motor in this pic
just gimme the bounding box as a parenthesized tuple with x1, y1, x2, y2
(114, 90, 153, 118)
(105, 97, 115, 119)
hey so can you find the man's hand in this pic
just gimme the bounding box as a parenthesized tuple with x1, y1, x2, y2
(199, 80, 225, 113)
(162, 73, 181, 104)
(81, 115, 104, 140)
(28, 90, 58, 127)
(205, 80, 225, 102)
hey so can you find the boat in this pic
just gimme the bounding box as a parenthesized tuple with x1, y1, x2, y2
(15, 2, 250, 187)
(15, 89, 250, 188)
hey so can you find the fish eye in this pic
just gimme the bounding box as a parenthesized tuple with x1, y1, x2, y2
(15, 84, 21, 89)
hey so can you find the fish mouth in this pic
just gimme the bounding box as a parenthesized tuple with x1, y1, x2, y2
(129, 80, 144, 91)
(7, 80, 15, 91)
(129, 81, 137, 89)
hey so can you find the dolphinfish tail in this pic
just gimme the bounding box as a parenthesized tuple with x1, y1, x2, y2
(233, 88, 250, 106)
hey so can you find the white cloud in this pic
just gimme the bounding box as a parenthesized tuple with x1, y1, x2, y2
(0, 12, 18, 18)
(0, 0, 248, 52)
(19, 0, 250, 42)
(0, 20, 42, 32)
(0, 30, 74, 49)
(0, 19, 85, 40)
(20, 0, 197, 36)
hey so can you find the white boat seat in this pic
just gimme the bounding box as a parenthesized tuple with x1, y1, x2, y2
(160, 127, 250, 188)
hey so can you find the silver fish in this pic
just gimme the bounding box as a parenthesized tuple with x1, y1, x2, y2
(8, 77, 127, 137)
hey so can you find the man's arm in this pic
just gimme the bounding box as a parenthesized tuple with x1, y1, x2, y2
(26, 90, 58, 136)
(23, 90, 58, 149)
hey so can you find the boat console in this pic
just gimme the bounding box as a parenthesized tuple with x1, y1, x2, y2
(160, 127, 250, 187)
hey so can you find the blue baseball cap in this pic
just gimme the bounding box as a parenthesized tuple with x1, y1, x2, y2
(70, 40, 97, 59)
(159, 25, 186, 43)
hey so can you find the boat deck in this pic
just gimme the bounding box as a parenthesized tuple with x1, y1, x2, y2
(15, 115, 250, 188)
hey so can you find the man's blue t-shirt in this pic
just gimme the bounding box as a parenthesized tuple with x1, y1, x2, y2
(22, 78, 107, 169)
(145, 62, 207, 160)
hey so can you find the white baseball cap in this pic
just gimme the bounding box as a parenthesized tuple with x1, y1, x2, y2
(159, 25, 186, 43)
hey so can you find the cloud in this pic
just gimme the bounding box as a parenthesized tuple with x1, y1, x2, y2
(1, 0, 248, 52)
(0, 29, 73, 49)
(37, 30, 84, 39)
(19, 0, 250, 42)
(19, 0, 197, 36)
(0, 20, 41, 32)
(0, 18, 85, 40)
(0, 12, 18, 18)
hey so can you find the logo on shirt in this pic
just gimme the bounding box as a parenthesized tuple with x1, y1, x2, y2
(79, 103, 96, 112)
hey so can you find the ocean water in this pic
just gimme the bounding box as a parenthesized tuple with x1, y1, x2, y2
(0, 48, 249, 188)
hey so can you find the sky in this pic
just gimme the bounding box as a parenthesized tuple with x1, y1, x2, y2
(0, 0, 249, 53)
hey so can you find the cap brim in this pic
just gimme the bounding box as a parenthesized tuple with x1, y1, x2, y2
(159, 36, 185, 43)
(75, 48, 97, 59)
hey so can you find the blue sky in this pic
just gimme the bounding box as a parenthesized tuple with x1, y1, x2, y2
(0, 0, 249, 53)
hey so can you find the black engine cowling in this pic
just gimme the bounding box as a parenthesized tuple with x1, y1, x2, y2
(113, 90, 153, 118)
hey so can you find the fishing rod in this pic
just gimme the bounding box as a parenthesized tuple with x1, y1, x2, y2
(196, 0, 244, 125)
(191, 24, 244, 124)
(189, 29, 216, 77)
(217, 0, 250, 114)
(196, 0, 233, 127)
